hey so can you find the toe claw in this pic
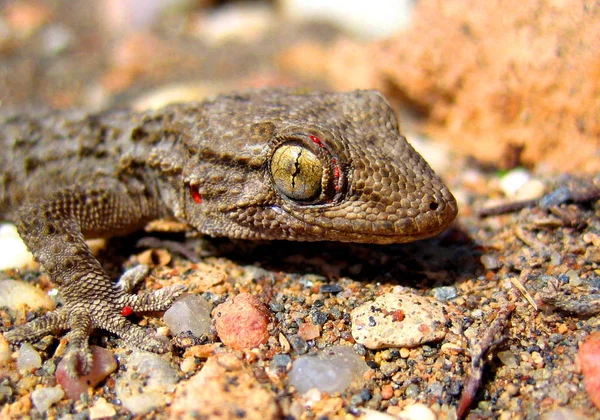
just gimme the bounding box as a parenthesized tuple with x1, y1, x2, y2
(62, 347, 94, 378)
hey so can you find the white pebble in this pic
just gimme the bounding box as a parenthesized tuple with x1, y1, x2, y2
(17, 342, 42, 373)
(180, 356, 197, 373)
(0, 224, 35, 269)
(280, 0, 414, 39)
(351, 293, 447, 349)
(31, 386, 64, 412)
(396, 403, 437, 420)
(116, 351, 179, 414)
(514, 179, 545, 201)
(0, 280, 55, 311)
(499, 168, 531, 198)
(163, 294, 212, 337)
(480, 254, 501, 270)
(89, 397, 117, 419)
(567, 270, 582, 286)
(289, 346, 368, 394)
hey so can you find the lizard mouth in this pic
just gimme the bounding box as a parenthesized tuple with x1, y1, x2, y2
(284, 191, 458, 244)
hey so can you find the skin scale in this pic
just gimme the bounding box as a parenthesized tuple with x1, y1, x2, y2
(0, 88, 458, 376)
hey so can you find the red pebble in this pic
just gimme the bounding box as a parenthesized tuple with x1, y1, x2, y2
(56, 345, 117, 400)
(213, 293, 270, 351)
(579, 332, 600, 408)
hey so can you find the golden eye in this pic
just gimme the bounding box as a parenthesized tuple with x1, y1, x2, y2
(271, 143, 322, 201)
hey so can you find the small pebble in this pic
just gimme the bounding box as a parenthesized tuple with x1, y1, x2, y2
(549, 251, 562, 266)
(480, 254, 501, 270)
(17, 342, 42, 373)
(395, 403, 436, 420)
(31, 386, 64, 412)
(289, 334, 309, 354)
(180, 356, 197, 373)
(497, 350, 518, 368)
(566, 270, 582, 286)
(0, 224, 35, 269)
(116, 350, 179, 414)
(379, 361, 399, 377)
(428, 382, 443, 397)
(320, 284, 343, 294)
(289, 346, 369, 394)
(515, 179, 545, 201)
(404, 384, 420, 398)
(163, 294, 212, 337)
(0, 385, 13, 404)
(271, 354, 292, 370)
(0, 279, 54, 311)
(89, 397, 117, 419)
(499, 168, 531, 198)
(213, 293, 271, 350)
(381, 384, 394, 400)
(311, 310, 328, 325)
(56, 346, 117, 400)
(298, 322, 320, 340)
(351, 293, 448, 349)
(431, 286, 458, 302)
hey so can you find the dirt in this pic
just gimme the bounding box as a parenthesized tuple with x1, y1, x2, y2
(1, 1, 599, 419)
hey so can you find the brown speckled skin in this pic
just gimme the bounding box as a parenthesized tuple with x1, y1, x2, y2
(0, 89, 457, 375)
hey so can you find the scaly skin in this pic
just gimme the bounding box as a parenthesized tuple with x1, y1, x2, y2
(0, 88, 457, 376)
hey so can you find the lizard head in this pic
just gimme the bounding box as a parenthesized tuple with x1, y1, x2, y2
(176, 89, 457, 244)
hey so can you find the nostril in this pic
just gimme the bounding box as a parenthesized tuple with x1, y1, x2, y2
(429, 201, 439, 211)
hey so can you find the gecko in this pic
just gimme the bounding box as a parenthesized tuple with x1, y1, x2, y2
(0, 88, 458, 376)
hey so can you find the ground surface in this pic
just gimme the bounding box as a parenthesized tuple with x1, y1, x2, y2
(0, 1, 599, 419)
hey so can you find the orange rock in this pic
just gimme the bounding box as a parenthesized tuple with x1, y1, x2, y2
(367, 0, 600, 174)
(170, 353, 280, 419)
(298, 321, 320, 341)
(579, 332, 600, 409)
(213, 293, 270, 350)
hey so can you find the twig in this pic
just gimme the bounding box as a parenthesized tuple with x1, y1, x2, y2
(456, 291, 516, 419)
(479, 185, 600, 218)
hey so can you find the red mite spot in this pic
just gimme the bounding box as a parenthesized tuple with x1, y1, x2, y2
(121, 306, 134, 317)
(332, 158, 341, 191)
(190, 185, 202, 204)
(308, 135, 324, 148)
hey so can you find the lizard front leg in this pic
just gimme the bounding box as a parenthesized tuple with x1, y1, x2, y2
(3, 181, 185, 376)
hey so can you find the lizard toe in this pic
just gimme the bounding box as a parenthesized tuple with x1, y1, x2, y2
(119, 285, 186, 312)
(4, 307, 70, 343)
(104, 316, 172, 353)
(116, 264, 150, 292)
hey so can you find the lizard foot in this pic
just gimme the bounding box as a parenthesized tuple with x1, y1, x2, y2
(4, 267, 186, 376)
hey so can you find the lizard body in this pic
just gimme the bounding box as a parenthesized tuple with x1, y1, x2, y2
(0, 88, 457, 374)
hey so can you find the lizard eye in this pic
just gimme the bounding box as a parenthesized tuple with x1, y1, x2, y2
(271, 143, 322, 201)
